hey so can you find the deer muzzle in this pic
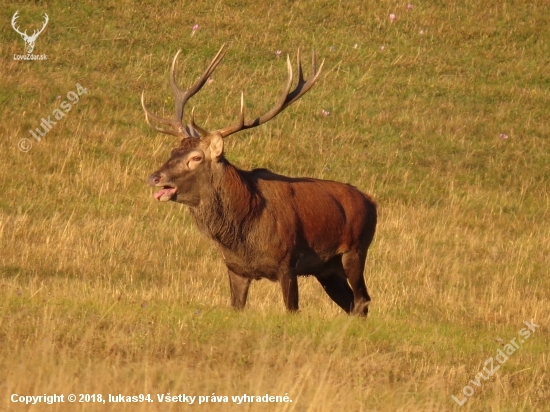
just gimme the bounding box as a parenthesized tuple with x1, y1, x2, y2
(148, 174, 178, 202)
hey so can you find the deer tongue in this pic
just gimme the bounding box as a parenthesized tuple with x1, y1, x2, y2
(154, 187, 177, 201)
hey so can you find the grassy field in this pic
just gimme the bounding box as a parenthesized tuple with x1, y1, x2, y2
(1, 0, 549, 410)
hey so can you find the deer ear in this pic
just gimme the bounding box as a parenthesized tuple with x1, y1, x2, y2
(209, 132, 224, 159)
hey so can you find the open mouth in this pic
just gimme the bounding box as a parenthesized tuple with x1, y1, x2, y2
(154, 185, 178, 202)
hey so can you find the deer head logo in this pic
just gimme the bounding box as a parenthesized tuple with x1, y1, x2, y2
(11, 10, 49, 54)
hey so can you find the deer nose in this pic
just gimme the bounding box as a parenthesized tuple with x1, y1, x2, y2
(148, 174, 162, 186)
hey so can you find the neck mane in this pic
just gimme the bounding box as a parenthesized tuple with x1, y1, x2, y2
(189, 158, 263, 249)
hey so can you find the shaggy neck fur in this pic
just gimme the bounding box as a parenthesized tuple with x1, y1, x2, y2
(189, 158, 264, 250)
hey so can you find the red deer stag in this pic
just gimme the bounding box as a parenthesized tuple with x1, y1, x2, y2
(142, 45, 377, 316)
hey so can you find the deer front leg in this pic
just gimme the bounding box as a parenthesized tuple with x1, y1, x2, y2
(279, 271, 299, 312)
(227, 269, 251, 310)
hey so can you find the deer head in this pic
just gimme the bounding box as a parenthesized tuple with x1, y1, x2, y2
(11, 10, 49, 54)
(142, 45, 324, 206)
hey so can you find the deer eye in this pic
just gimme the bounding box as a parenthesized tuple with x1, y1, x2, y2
(192, 156, 202, 162)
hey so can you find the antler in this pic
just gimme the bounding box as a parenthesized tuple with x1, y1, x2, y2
(11, 11, 49, 40)
(29, 13, 49, 41)
(216, 49, 324, 138)
(141, 44, 227, 138)
(11, 11, 27, 38)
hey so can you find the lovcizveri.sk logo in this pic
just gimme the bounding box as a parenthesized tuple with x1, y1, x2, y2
(12, 10, 48, 61)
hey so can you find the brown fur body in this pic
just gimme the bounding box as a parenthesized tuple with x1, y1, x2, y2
(149, 137, 376, 315)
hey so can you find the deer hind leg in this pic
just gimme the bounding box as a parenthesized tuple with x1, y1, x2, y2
(227, 269, 251, 310)
(315, 263, 354, 313)
(279, 271, 299, 312)
(341, 250, 371, 316)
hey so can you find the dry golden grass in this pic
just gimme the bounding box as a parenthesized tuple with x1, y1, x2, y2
(1, 0, 549, 410)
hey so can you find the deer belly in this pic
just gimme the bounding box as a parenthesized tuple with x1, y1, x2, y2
(223, 257, 280, 281)
(292, 251, 335, 276)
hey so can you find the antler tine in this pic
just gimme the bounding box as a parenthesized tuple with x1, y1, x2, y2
(188, 107, 209, 137)
(31, 13, 48, 38)
(11, 11, 27, 37)
(218, 49, 323, 139)
(141, 92, 183, 137)
(141, 44, 227, 138)
(285, 49, 324, 107)
(256, 55, 295, 126)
